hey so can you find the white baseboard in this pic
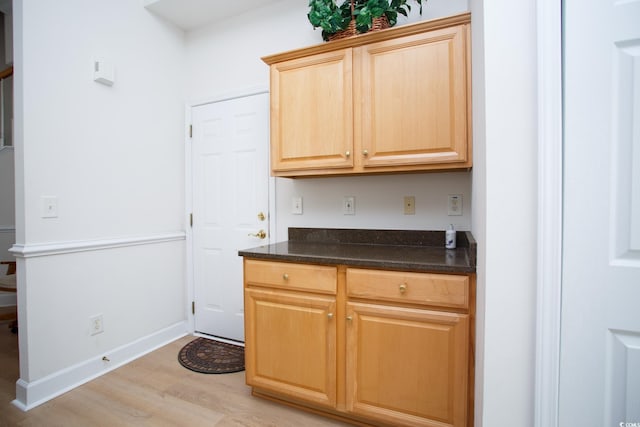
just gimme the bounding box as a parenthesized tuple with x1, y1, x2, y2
(12, 321, 188, 411)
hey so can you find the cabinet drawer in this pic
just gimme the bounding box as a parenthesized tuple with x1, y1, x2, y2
(245, 259, 337, 294)
(347, 268, 469, 309)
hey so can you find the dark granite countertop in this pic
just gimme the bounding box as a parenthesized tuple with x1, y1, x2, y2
(238, 228, 476, 274)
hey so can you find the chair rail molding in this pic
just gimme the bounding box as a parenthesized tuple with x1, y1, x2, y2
(9, 231, 186, 258)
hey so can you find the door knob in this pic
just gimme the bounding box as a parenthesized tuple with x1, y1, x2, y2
(248, 229, 267, 239)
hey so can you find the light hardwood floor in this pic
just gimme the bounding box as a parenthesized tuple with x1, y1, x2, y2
(0, 321, 349, 426)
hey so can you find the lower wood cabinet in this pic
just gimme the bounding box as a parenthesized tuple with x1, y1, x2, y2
(243, 259, 474, 427)
(244, 288, 337, 407)
(346, 302, 469, 427)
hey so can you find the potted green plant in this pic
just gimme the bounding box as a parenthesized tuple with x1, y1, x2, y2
(308, 0, 427, 41)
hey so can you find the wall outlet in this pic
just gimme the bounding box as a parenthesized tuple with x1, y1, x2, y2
(90, 314, 104, 336)
(404, 196, 416, 215)
(41, 196, 58, 218)
(448, 194, 463, 216)
(343, 196, 355, 215)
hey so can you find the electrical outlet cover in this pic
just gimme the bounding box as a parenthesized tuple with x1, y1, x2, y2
(448, 194, 463, 216)
(90, 314, 104, 335)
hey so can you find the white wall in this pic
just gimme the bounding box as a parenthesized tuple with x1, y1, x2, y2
(470, 0, 538, 425)
(185, 0, 472, 241)
(13, 0, 187, 407)
(275, 172, 471, 237)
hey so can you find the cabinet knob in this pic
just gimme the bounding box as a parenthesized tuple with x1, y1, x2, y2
(327, 313, 334, 320)
(399, 283, 407, 293)
(362, 149, 369, 157)
(283, 273, 289, 281)
(345, 150, 350, 158)
(346, 315, 353, 321)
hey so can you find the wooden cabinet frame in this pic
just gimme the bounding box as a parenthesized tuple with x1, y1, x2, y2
(263, 13, 472, 177)
(243, 259, 476, 427)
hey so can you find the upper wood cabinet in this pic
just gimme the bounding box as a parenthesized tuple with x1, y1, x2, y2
(270, 49, 354, 172)
(262, 13, 472, 177)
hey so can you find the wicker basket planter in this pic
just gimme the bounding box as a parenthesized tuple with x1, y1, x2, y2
(308, 0, 425, 42)
(327, 15, 390, 41)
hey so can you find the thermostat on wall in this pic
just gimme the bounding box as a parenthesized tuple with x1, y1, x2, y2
(93, 59, 115, 86)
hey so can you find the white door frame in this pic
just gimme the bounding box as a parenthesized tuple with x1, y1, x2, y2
(184, 86, 276, 335)
(534, 1, 563, 426)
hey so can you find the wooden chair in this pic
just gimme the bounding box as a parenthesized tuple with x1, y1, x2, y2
(0, 261, 17, 333)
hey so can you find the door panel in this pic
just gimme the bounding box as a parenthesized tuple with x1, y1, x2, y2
(357, 25, 469, 167)
(561, 0, 640, 424)
(192, 93, 269, 342)
(244, 288, 337, 408)
(270, 49, 354, 171)
(346, 302, 468, 427)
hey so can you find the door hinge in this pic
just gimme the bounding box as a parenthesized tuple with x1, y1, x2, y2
(189, 213, 193, 227)
(189, 124, 193, 138)
(192, 301, 195, 315)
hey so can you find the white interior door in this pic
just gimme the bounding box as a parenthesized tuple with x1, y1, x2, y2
(561, 0, 640, 425)
(191, 92, 270, 342)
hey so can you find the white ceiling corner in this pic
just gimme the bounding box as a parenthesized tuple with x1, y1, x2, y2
(144, 0, 282, 32)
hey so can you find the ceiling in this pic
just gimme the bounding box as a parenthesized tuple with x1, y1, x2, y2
(143, 0, 283, 32)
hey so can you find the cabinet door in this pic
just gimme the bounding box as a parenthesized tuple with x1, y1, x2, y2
(346, 302, 469, 427)
(270, 49, 354, 173)
(244, 288, 337, 408)
(356, 24, 470, 170)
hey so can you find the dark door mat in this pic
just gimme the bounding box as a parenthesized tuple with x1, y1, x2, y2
(178, 337, 245, 374)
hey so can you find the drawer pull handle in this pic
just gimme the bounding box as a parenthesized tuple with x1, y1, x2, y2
(327, 313, 334, 320)
(399, 283, 408, 293)
(283, 273, 289, 281)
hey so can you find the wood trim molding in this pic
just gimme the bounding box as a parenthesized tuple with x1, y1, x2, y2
(9, 232, 185, 258)
(262, 12, 471, 64)
(534, 1, 562, 426)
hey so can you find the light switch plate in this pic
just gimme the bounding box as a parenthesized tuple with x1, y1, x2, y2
(343, 196, 355, 215)
(404, 196, 416, 215)
(292, 197, 303, 215)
